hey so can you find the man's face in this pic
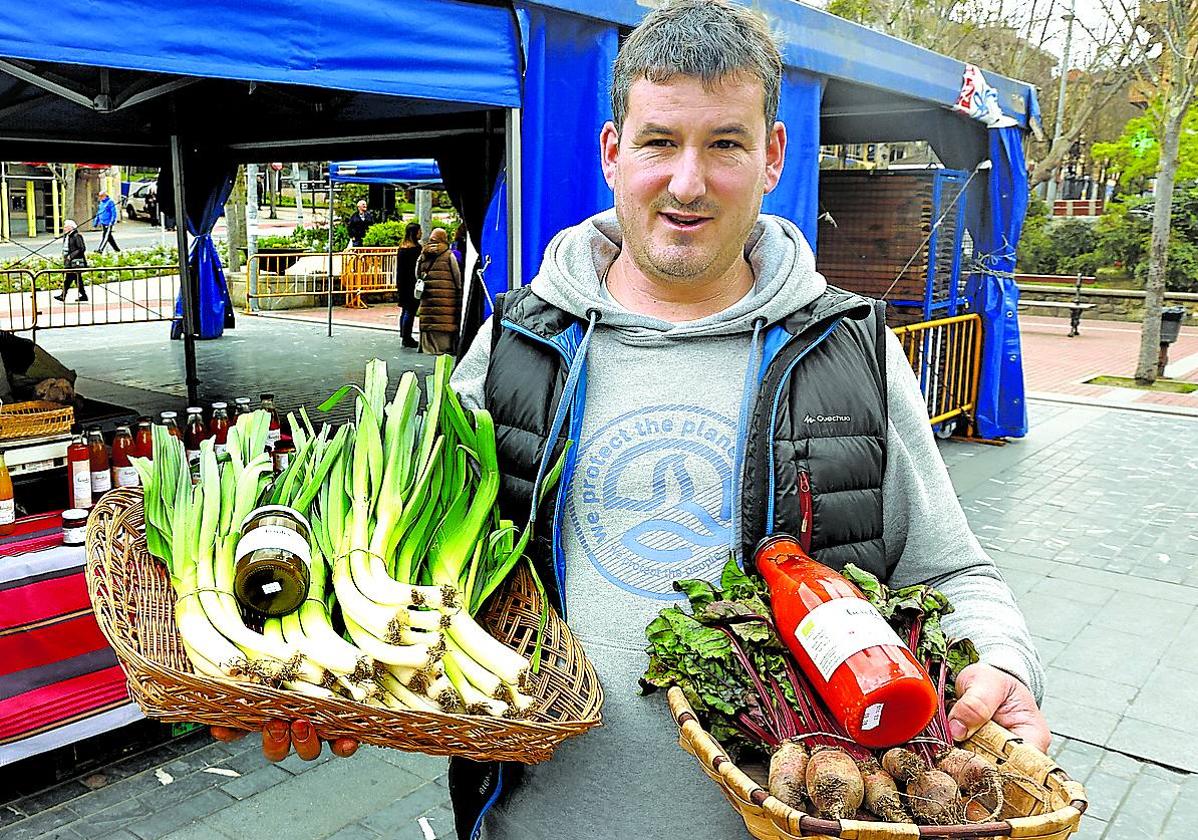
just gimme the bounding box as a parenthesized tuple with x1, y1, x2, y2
(357, 201, 367, 213)
(600, 73, 785, 285)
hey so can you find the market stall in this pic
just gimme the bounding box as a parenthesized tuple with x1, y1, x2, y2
(0, 513, 142, 767)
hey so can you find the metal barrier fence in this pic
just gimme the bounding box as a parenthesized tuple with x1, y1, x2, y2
(0, 264, 180, 336)
(892, 313, 982, 432)
(245, 248, 399, 312)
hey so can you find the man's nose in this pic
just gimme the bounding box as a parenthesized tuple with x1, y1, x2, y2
(667, 148, 707, 207)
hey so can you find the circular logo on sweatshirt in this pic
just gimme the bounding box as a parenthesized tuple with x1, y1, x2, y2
(566, 404, 735, 599)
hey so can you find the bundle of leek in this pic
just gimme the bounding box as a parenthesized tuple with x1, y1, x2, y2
(322, 357, 561, 717)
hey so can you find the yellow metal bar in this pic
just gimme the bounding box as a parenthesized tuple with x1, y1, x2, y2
(0, 175, 8, 241)
(25, 180, 36, 238)
(51, 178, 61, 237)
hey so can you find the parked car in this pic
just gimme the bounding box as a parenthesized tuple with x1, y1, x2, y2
(125, 180, 158, 221)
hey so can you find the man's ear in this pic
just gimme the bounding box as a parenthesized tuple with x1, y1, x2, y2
(600, 121, 620, 189)
(763, 121, 787, 195)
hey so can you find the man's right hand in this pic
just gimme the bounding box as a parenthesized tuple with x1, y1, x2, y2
(210, 720, 360, 762)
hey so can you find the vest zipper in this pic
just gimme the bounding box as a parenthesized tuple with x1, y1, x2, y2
(764, 318, 844, 534)
(499, 318, 582, 618)
(798, 469, 812, 554)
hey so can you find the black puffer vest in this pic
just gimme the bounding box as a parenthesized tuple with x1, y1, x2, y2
(448, 284, 891, 839)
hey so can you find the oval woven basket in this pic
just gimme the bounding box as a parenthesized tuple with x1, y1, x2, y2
(0, 399, 73, 441)
(668, 687, 1087, 840)
(85, 489, 604, 764)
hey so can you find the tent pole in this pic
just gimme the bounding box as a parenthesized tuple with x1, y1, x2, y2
(170, 133, 199, 406)
(327, 175, 334, 337)
(505, 108, 522, 290)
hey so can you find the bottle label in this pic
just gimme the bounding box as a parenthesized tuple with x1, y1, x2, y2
(91, 470, 112, 495)
(0, 498, 14, 526)
(186, 448, 200, 465)
(215, 443, 228, 457)
(234, 523, 311, 569)
(793, 597, 905, 681)
(114, 466, 139, 488)
(862, 702, 884, 732)
(267, 428, 282, 447)
(273, 452, 290, 473)
(71, 462, 92, 509)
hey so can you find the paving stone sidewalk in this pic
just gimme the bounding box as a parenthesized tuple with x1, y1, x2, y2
(4, 319, 1197, 839)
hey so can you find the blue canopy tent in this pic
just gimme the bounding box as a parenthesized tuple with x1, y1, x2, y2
(329, 159, 445, 189)
(474, 0, 1038, 440)
(0, 0, 521, 403)
(0, 0, 1035, 436)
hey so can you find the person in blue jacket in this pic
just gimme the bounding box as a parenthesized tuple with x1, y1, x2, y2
(95, 188, 121, 254)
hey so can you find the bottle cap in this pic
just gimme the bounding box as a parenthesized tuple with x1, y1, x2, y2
(186, 406, 203, 414)
(160, 411, 177, 419)
(212, 402, 228, 410)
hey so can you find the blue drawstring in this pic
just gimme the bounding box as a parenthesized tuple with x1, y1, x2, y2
(529, 309, 600, 524)
(730, 317, 766, 562)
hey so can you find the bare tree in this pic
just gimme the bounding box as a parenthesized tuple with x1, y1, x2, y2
(826, 0, 1148, 187)
(1100, 0, 1198, 383)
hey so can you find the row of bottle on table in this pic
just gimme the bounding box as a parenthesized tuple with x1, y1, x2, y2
(66, 394, 293, 511)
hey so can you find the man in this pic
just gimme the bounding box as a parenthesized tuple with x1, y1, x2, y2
(54, 219, 88, 303)
(221, 3, 1048, 837)
(347, 199, 374, 247)
(94, 188, 120, 253)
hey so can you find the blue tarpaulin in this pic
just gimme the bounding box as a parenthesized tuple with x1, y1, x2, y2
(0, 0, 521, 108)
(762, 69, 824, 247)
(967, 127, 1028, 439)
(329, 160, 444, 187)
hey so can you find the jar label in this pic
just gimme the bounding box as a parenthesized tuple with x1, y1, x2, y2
(71, 463, 92, 509)
(793, 597, 904, 681)
(0, 499, 13, 526)
(234, 523, 311, 568)
(64, 525, 86, 545)
(91, 470, 112, 494)
(215, 443, 228, 457)
(114, 466, 139, 488)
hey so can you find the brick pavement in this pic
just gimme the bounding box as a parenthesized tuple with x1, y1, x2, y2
(1020, 314, 1198, 412)
(6, 320, 1198, 839)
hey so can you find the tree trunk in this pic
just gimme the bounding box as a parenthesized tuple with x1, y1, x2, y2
(62, 164, 77, 227)
(226, 166, 247, 273)
(1135, 100, 1187, 383)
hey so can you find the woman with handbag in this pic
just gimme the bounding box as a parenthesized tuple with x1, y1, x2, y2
(415, 227, 462, 354)
(396, 222, 422, 349)
(55, 219, 89, 303)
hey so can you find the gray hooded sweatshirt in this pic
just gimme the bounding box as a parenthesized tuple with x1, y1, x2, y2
(450, 209, 1043, 840)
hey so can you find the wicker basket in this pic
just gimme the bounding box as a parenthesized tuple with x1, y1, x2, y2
(85, 489, 604, 763)
(0, 400, 73, 441)
(668, 687, 1087, 840)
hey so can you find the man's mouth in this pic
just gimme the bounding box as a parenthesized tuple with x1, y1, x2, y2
(659, 211, 712, 230)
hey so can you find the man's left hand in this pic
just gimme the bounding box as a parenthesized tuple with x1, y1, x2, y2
(947, 663, 1051, 753)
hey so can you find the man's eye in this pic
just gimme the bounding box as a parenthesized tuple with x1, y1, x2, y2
(643, 139, 674, 147)
(713, 140, 742, 150)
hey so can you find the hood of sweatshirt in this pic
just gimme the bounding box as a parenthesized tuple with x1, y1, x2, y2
(528, 209, 831, 345)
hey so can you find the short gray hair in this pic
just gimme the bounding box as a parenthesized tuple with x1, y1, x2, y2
(611, 0, 782, 134)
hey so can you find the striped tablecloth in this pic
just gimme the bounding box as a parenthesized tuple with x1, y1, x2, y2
(0, 512, 142, 767)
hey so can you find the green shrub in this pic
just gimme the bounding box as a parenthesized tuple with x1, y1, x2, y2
(362, 221, 407, 247)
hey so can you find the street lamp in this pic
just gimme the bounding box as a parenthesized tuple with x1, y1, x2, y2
(1046, 0, 1079, 206)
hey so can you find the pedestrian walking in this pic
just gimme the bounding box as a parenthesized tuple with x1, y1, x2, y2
(415, 227, 462, 355)
(396, 222, 422, 348)
(94, 188, 121, 254)
(347, 200, 374, 247)
(55, 220, 88, 303)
